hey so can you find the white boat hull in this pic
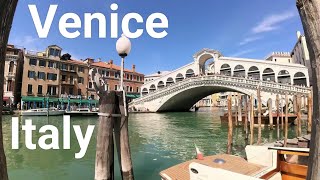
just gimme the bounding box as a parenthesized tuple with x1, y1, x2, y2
(21, 109, 64, 116)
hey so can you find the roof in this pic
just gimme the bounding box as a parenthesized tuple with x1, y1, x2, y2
(91, 61, 144, 75)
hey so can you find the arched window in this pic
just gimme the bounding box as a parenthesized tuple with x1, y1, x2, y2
(248, 66, 260, 80)
(233, 65, 245, 78)
(186, 69, 195, 78)
(220, 64, 231, 76)
(293, 72, 307, 86)
(142, 88, 148, 95)
(166, 77, 174, 86)
(157, 81, 165, 89)
(149, 84, 156, 92)
(262, 68, 275, 82)
(175, 73, 184, 82)
(278, 70, 291, 84)
(9, 61, 14, 73)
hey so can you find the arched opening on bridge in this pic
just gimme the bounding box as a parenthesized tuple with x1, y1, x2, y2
(278, 70, 291, 84)
(248, 66, 260, 80)
(220, 64, 231, 76)
(233, 65, 245, 78)
(166, 77, 174, 86)
(157, 81, 165, 89)
(175, 73, 184, 82)
(186, 69, 195, 78)
(149, 84, 156, 92)
(262, 68, 275, 82)
(142, 88, 149, 95)
(293, 72, 307, 86)
(198, 53, 215, 75)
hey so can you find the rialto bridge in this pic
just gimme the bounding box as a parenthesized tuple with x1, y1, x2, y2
(130, 49, 311, 112)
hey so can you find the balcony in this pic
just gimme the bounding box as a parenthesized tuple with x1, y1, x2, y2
(6, 54, 18, 61)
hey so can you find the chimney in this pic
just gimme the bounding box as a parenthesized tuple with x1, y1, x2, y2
(97, 58, 101, 62)
(84, 58, 94, 64)
(109, 60, 113, 64)
(132, 64, 136, 72)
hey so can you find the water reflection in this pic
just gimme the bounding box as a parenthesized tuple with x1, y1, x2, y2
(2, 107, 303, 180)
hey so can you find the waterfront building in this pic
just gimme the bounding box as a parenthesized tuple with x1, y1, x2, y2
(89, 59, 145, 100)
(3, 44, 24, 106)
(265, 52, 292, 63)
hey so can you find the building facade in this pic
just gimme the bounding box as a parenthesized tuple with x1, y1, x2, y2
(20, 45, 144, 109)
(3, 44, 24, 106)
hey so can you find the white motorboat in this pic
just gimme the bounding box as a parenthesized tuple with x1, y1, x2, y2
(65, 107, 98, 116)
(21, 108, 65, 116)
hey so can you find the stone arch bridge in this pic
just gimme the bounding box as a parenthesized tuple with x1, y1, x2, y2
(130, 49, 311, 112)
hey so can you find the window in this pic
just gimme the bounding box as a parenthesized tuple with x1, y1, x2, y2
(27, 84, 32, 94)
(136, 87, 139, 92)
(105, 84, 109, 91)
(38, 72, 46, 80)
(115, 85, 118, 90)
(7, 80, 13, 91)
(47, 73, 57, 81)
(38, 85, 43, 94)
(29, 59, 37, 66)
(126, 86, 129, 91)
(61, 63, 68, 70)
(126, 74, 129, 79)
(48, 61, 56, 68)
(288, 59, 291, 63)
(70, 76, 74, 84)
(115, 71, 120, 78)
(91, 95, 95, 99)
(47, 86, 57, 95)
(61, 86, 65, 94)
(130, 86, 133, 92)
(69, 87, 74, 95)
(106, 71, 110, 77)
(78, 89, 81, 95)
(49, 48, 60, 57)
(137, 76, 140, 81)
(89, 82, 93, 89)
(39, 60, 46, 67)
(101, 70, 106, 76)
(78, 66, 84, 73)
(70, 65, 75, 71)
(78, 77, 84, 84)
(28, 71, 36, 78)
(61, 75, 67, 81)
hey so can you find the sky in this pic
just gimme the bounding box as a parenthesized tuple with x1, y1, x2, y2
(9, 0, 304, 75)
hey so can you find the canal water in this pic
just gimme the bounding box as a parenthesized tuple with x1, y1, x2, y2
(2, 107, 303, 180)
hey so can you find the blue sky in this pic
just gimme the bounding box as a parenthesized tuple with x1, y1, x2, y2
(9, 0, 303, 75)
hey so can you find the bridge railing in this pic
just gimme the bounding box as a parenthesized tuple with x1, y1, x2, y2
(132, 74, 311, 104)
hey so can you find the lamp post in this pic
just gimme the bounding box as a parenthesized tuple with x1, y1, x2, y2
(116, 34, 131, 91)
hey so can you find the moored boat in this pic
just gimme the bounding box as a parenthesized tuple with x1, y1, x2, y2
(21, 108, 65, 116)
(65, 107, 98, 116)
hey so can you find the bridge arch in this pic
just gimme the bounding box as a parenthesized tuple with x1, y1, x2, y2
(248, 66, 260, 80)
(220, 64, 231, 76)
(194, 49, 222, 75)
(233, 65, 245, 78)
(175, 73, 184, 82)
(157, 81, 165, 89)
(293, 72, 307, 86)
(166, 77, 174, 86)
(278, 70, 291, 84)
(186, 69, 195, 78)
(262, 68, 275, 82)
(157, 85, 255, 112)
(142, 88, 149, 95)
(150, 84, 156, 92)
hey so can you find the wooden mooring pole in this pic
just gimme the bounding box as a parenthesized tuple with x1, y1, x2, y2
(297, 94, 302, 137)
(307, 92, 312, 133)
(284, 93, 289, 147)
(244, 95, 248, 139)
(281, 95, 284, 130)
(95, 91, 116, 180)
(268, 98, 273, 130)
(114, 92, 134, 180)
(237, 93, 242, 125)
(257, 86, 262, 145)
(227, 95, 233, 154)
(250, 95, 254, 145)
(276, 95, 280, 140)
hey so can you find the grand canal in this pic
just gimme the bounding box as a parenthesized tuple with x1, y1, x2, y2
(3, 107, 302, 180)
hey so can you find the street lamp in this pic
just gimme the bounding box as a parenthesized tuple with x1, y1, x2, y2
(116, 34, 131, 116)
(116, 34, 131, 91)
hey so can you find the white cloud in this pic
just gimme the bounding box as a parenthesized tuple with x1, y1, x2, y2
(10, 35, 43, 51)
(230, 49, 255, 57)
(252, 10, 297, 34)
(239, 36, 262, 46)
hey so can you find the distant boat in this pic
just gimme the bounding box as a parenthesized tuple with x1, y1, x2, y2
(65, 107, 98, 116)
(21, 108, 64, 116)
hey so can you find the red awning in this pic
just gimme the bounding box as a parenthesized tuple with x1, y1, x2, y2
(3, 97, 9, 101)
